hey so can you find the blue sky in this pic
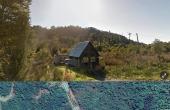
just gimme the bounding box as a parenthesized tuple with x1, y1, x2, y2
(30, 0, 170, 44)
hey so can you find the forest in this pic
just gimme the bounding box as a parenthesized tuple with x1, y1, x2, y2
(0, 0, 170, 81)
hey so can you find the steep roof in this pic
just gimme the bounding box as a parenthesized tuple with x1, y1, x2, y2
(69, 41, 90, 58)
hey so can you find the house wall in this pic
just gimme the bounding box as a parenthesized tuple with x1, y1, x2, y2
(69, 57, 79, 67)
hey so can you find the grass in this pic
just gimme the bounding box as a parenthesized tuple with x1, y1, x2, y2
(105, 63, 170, 81)
(54, 66, 95, 81)
(22, 64, 170, 81)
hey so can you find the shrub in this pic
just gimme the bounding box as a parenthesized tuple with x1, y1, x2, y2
(53, 68, 64, 81)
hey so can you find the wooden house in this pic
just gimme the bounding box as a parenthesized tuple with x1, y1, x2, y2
(68, 41, 99, 68)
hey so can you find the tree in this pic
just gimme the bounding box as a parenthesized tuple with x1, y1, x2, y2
(0, 0, 31, 80)
(152, 39, 165, 54)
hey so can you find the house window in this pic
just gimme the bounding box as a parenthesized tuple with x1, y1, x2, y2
(82, 57, 88, 63)
(91, 57, 96, 62)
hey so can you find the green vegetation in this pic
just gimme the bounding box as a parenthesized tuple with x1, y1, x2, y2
(20, 26, 170, 81)
(101, 41, 170, 80)
(0, 0, 31, 80)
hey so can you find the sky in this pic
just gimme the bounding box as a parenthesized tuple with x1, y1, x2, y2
(30, 0, 170, 44)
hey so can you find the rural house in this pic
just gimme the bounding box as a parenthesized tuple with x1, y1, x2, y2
(68, 41, 99, 68)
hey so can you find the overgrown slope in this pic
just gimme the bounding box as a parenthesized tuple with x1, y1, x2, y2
(19, 25, 170, 81)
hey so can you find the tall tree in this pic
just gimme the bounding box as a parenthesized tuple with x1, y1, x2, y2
(0, 0, 31, 80)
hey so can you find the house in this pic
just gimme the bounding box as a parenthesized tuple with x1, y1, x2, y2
(68, 41, 99, 68)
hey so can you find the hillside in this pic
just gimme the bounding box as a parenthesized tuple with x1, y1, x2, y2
(31, 26, 134, 50)
(18, 26, 133, 81)
(18, 25, 170, 81)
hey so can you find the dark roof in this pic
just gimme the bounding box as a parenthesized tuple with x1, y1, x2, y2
(69, 41, 90, 57)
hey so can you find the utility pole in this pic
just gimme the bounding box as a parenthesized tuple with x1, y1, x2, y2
(109, 31, 111, 45)
(136, 33, 139, 43)
(128, 33, 132, 43)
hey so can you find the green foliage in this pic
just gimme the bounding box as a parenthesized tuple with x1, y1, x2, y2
(102, 43, 170, 80)
(0, 0, 31, 80)
(22, 25, 170, 81)
(53, 68, 64, 81)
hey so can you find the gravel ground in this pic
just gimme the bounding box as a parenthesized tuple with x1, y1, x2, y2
(0, 82, 169, 110)
(70, 81, 170, 110)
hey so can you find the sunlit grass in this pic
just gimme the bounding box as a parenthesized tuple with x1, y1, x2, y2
(55, 66, 95, 81)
